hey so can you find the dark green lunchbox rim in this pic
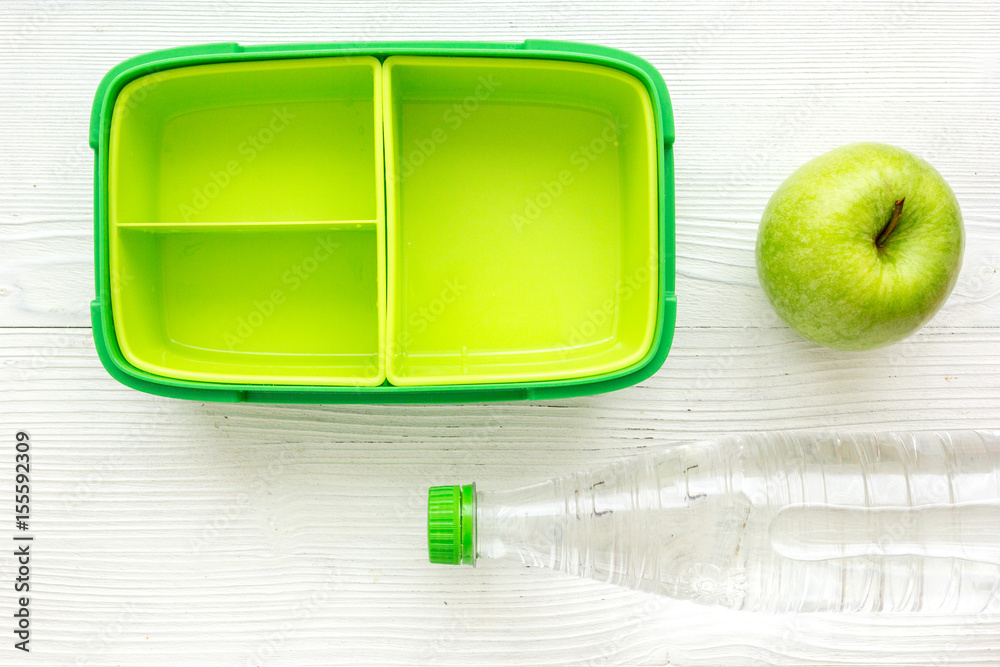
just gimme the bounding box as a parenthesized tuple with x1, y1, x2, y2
(90, 39, 676, 403)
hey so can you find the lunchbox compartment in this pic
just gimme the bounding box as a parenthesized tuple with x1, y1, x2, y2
(110, 56, 381, 224)
(383, 57, 659, 385)
(107, 55, 386, 386)
(111, 224, 384, 385)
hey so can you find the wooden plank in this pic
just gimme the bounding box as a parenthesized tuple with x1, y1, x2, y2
(1, 327, 998, 664)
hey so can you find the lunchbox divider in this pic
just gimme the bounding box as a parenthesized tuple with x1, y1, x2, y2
(113, 219, 380, 232)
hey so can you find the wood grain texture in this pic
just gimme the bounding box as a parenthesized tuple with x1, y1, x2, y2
(2, 326, 999, 666)
(1, 1, 999, 665)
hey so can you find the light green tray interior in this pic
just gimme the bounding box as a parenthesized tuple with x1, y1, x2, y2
(108, 55, 657, 387)
(114, 225, 380, 383)
(384, 57, 657, 385)
(109, 56, 385, 385)
(113, 57, 379, 224)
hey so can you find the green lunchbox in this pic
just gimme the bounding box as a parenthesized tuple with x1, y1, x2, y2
(90, 40, 676, 403)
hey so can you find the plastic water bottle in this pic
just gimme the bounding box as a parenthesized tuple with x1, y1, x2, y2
(427, 431, 1000, 613)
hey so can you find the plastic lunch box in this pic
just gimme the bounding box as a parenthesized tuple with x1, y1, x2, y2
(90, 41, 676, 403)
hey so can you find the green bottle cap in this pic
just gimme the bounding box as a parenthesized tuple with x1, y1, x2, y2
(427, 483, 476, 566)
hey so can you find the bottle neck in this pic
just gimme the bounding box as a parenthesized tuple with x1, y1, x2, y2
(472, 458, 664, 577)
(475, 479, 568, 567)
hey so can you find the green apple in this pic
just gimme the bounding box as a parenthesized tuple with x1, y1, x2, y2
(755, 143, 964, 350)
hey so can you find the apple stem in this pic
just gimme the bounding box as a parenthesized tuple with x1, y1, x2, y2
(875, 197, 906, 249)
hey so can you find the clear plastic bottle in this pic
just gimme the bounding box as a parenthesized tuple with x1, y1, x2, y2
(427, 431, 1000, 613)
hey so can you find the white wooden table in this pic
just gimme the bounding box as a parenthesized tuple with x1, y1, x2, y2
(1, 1, 998, 664)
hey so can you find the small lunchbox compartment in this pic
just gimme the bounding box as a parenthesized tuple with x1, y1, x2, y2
(111, 224, 384, 385)
(110, 56, 382, 224)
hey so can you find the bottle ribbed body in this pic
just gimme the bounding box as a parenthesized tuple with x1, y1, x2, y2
(474, 431, 1000, 613)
